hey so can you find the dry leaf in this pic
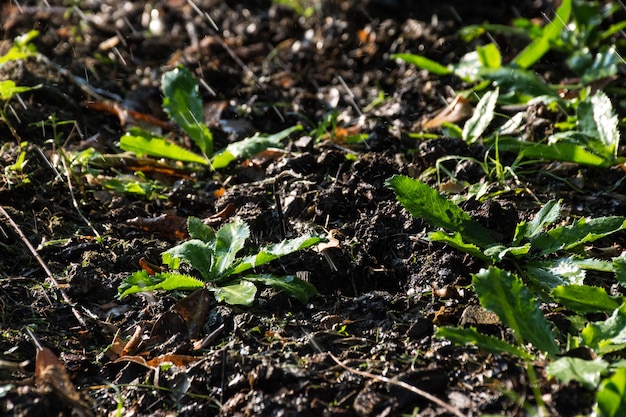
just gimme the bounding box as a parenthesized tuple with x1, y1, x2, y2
(421, 95, 473, 131)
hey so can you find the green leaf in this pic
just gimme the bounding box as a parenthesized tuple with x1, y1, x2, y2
(213, 280, 257, 306)
(502, 139, 609, 167)
(212, 219, 250, 278)
(531, 216, 626, 256)
(512, 0, 571, 69)
(245, 274, 317, 304)
(552, 285, 621, 314)
(613, 253, 626, 287)
(161, 66, 213, 156)
(476, 43, 501, 69)
(596, 368, 626, 417)
(385, 175, 497, 249)
(547, 357, 608, 389)
(479, 67, 556, 100)
(582, 303, 626, 354)
(517, 199, 562, 243)
(391, 53, 452, 76)
(590, 90, 619, 159)
(473, 266, 559, 357)
(429, 231, 491, 261)
(188, 217, 215, 243)
(232, 235, 323, 275)
(163, 240, 215, 280)
(118, 270, 204, 298)
(436, 326, 533, 359)
(462, 88, 498, 143)
(211, 125, 301, 169)
(581, 47, 620, 84)
(0, 80, 41, 101)
(120, 129, 208, 164)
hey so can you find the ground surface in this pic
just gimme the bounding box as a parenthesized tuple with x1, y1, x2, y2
(1, 0, 626, 416)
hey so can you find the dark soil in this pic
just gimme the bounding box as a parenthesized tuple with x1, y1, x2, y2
(1, 1, 625, 416)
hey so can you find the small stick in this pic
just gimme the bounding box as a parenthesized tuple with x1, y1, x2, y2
(0, 206, 87, 328)
(327, 352, 468, 417)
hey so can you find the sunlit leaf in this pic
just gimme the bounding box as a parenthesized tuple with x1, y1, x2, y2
(476, 43, 501, 69)
(118, 271, 204, 298)
(120, 129, 208, 164)
(462, 88, 498, 143)
(211, 125, 301, 169)
(582, 302, 626, 354)
(163, 240, 215, 280)
(385, 175, 497, 249)
(213, 219, 250, 277)
(531, 216, 626, 256)
(436, 326, 533, 359)
(514, 199, 561, 244)
(213, 280, 257, 306)
(0, 80, 41, 101)
(429, 231, 490, 261)
(552, 285, 621, 314)
(162, 66, 213, 156)
(232, 235, 324, 275)
(547, 357, 608, 389)
(473, 266, 559, 357)
(512, 0, 572, 69)
(596, 368, 626, 417)
(245, 274, 317, 304)
(391, 53, 452, 76)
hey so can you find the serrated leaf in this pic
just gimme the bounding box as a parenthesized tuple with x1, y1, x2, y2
(163, 240, 214, 280)
(391, 53, 452, 76)
(436, 326, 533, 359)
(613, 253, 626, 287)
(232, 235, 323, 275)
(582, 303, 626, 354)
(118, 271, 204, 298)
(245, 274, 317, 304)
(596, 368, 626, 417)
(473, 266, 559, 357)
(161, 66, 213, 156)
(531, 216, 626, 256)
(385, 175, 497, 249)
(213, 280, 257, 306)
(211, 125, 301, 169)
(547, 357, 608, 389)
(188, 217, 215, 243)
(552, 285, 620, 314)
(462, 88, 498, 144)
(120, 130, 208, 164)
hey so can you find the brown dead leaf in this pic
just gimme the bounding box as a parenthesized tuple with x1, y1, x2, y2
(36, 347, 94, 417)
(173, 289, 213, 339)
(421, 95, 473, 131)
(127, 214, 189, 240)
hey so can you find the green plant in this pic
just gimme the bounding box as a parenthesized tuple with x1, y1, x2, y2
(118, 217, 324, 306)
(119, 66, 302, 169)
(387, 174, 626, 412)
(393, 0, 625, 170)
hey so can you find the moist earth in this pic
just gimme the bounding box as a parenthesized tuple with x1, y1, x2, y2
(1, 1, 625, 416)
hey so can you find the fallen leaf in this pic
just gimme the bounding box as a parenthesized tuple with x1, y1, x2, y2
(127, 214, 189, 240)
(421, 95, 473, 131)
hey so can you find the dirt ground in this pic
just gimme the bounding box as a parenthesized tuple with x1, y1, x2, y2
(1, 0, 625, 416)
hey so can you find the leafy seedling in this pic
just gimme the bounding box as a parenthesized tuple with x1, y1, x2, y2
(118, 217, 323, 306)
(120, 66, 303, 169)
